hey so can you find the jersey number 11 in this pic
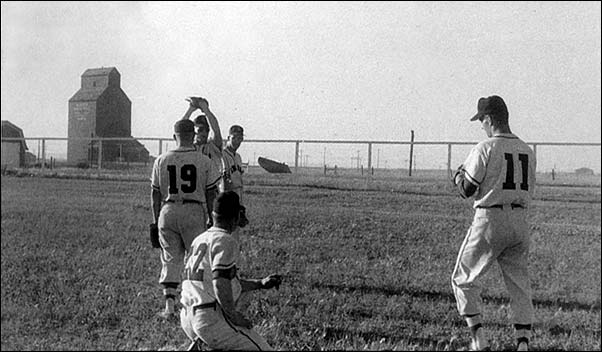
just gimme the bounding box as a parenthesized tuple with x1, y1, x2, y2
(502, 153, 529, 191)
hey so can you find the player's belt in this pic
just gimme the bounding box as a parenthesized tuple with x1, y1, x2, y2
(165, 199, 202, 205)
(193, 301, 217, 313)
(477, 204, 524, 210)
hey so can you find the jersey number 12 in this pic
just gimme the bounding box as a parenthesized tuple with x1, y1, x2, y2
(502, 153, 529, 191)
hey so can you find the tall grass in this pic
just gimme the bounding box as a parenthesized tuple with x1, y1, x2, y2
(1, 174, 600, 350)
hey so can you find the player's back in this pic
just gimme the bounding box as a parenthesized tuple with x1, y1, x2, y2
(473, 133, 536, 208)
(181, 228, 242, 307)
(153, 146, 215, 203)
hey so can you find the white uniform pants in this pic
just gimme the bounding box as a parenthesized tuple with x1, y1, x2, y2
(159, 203, 207, 293)
(180, 304, 273, 351)
(451, 207, 534, 325)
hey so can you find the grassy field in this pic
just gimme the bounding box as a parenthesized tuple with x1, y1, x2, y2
(1, 172, 600, 351)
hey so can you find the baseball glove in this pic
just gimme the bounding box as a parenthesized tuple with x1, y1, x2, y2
(451, 164, 465, 186)
(186, 96, 207, 109)
(261, 274, 283, 290)
(238, 206, 249, 228)
(149, 223, 161, 249)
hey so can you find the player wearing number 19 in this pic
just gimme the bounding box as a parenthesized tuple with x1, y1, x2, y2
(451, 95, 536, 351)
(151, 119, 221, 319)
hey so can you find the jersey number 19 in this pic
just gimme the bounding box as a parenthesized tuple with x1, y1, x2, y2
(167, 164, 197, 194)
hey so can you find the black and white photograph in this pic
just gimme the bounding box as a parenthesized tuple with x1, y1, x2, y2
(1, 2, 600, 351)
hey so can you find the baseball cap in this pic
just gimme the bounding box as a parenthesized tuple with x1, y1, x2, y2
(229, 125, 244, 135)
(193, 115, 209, 131)
(213, 191, 243, 218)
(174, 119, 195, 133)
(470, 95, 508, 122)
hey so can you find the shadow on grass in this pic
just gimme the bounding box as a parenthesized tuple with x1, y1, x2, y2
(320, 325, 451, 349)
(311, 283, 600, 312)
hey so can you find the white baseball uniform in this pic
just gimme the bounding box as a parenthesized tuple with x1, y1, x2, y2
(180, 227, 273, 351)
(196, 142, 223, 176)
(452, 133, 536, 325)
(151, 146, 221, 298)
(220, 147, 245, 202)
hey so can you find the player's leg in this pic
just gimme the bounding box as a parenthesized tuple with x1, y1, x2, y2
(498, 212, 533, 350)
(180, 306, 206, 350)
(192, 305, 273, 351)
(451, 212, 498, 350)
(181, 204, 207, 252)
(158, 205, 186, 318)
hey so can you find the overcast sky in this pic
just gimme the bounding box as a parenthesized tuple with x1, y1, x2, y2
(1, 2, 600, 171)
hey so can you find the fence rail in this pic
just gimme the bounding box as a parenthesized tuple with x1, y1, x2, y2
(2, 136, 600, 175)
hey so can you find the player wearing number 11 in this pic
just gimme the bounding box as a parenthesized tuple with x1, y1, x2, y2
(151, 119, 221, 319)
(451, 95, 536, 351)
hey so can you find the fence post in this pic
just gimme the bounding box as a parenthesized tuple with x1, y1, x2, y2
(367, 143, 372, 170)
(159, 139, 163, 155)
(447, 143, 452, 174)
(294, 141, 299, 172)
(409, 130, 415, 176)
(41, 139, 46, 171)
(97, 139, 103, 171)
(532, 144, 537, 169)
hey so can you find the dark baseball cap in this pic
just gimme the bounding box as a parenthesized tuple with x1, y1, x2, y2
(470, 95, 508, 122)
(193, 115, 209, 131)
(213, 191, 243, 218)
(229, 125, 244, 135)
(174, 119, 195, 133)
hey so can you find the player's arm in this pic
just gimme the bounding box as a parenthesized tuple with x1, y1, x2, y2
(213, 275, 252, 328)
(205, 160, 221, 224)
(240, 275, 283, 292)
(151, 187, 162, 223)
(180, 101, 198, 121)
(205, 185, 217, 225)
(453, 168, 478, 199)
(150, 161, 163, 224)
(196, 98, 223, 149)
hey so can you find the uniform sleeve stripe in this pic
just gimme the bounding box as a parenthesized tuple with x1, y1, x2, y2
(213, 262, 235, 269)
(206, 177, 220, 190)
(463, 170, 481, 185)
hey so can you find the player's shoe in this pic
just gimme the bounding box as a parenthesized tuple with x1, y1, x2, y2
(156, 310, 177, 320)
(187, 338, 204, 351)
(517, 341, 529, 351)
(469, 327, 490, 351)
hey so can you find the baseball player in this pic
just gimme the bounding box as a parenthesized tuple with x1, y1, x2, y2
(151, 119, 221, 319)
(181, 96, 224, 227)
(451, 95, 536, 351)
(180, 191, 282, 351)
(221, 125, 245, 198)
(220, 125, 249, 241)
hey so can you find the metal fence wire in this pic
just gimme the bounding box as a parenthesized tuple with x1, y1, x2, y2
(1, 136, 600, 176)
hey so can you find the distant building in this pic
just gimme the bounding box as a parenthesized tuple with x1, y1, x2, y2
(68, 67, 149, 165)
(1, 120, 29, 168)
